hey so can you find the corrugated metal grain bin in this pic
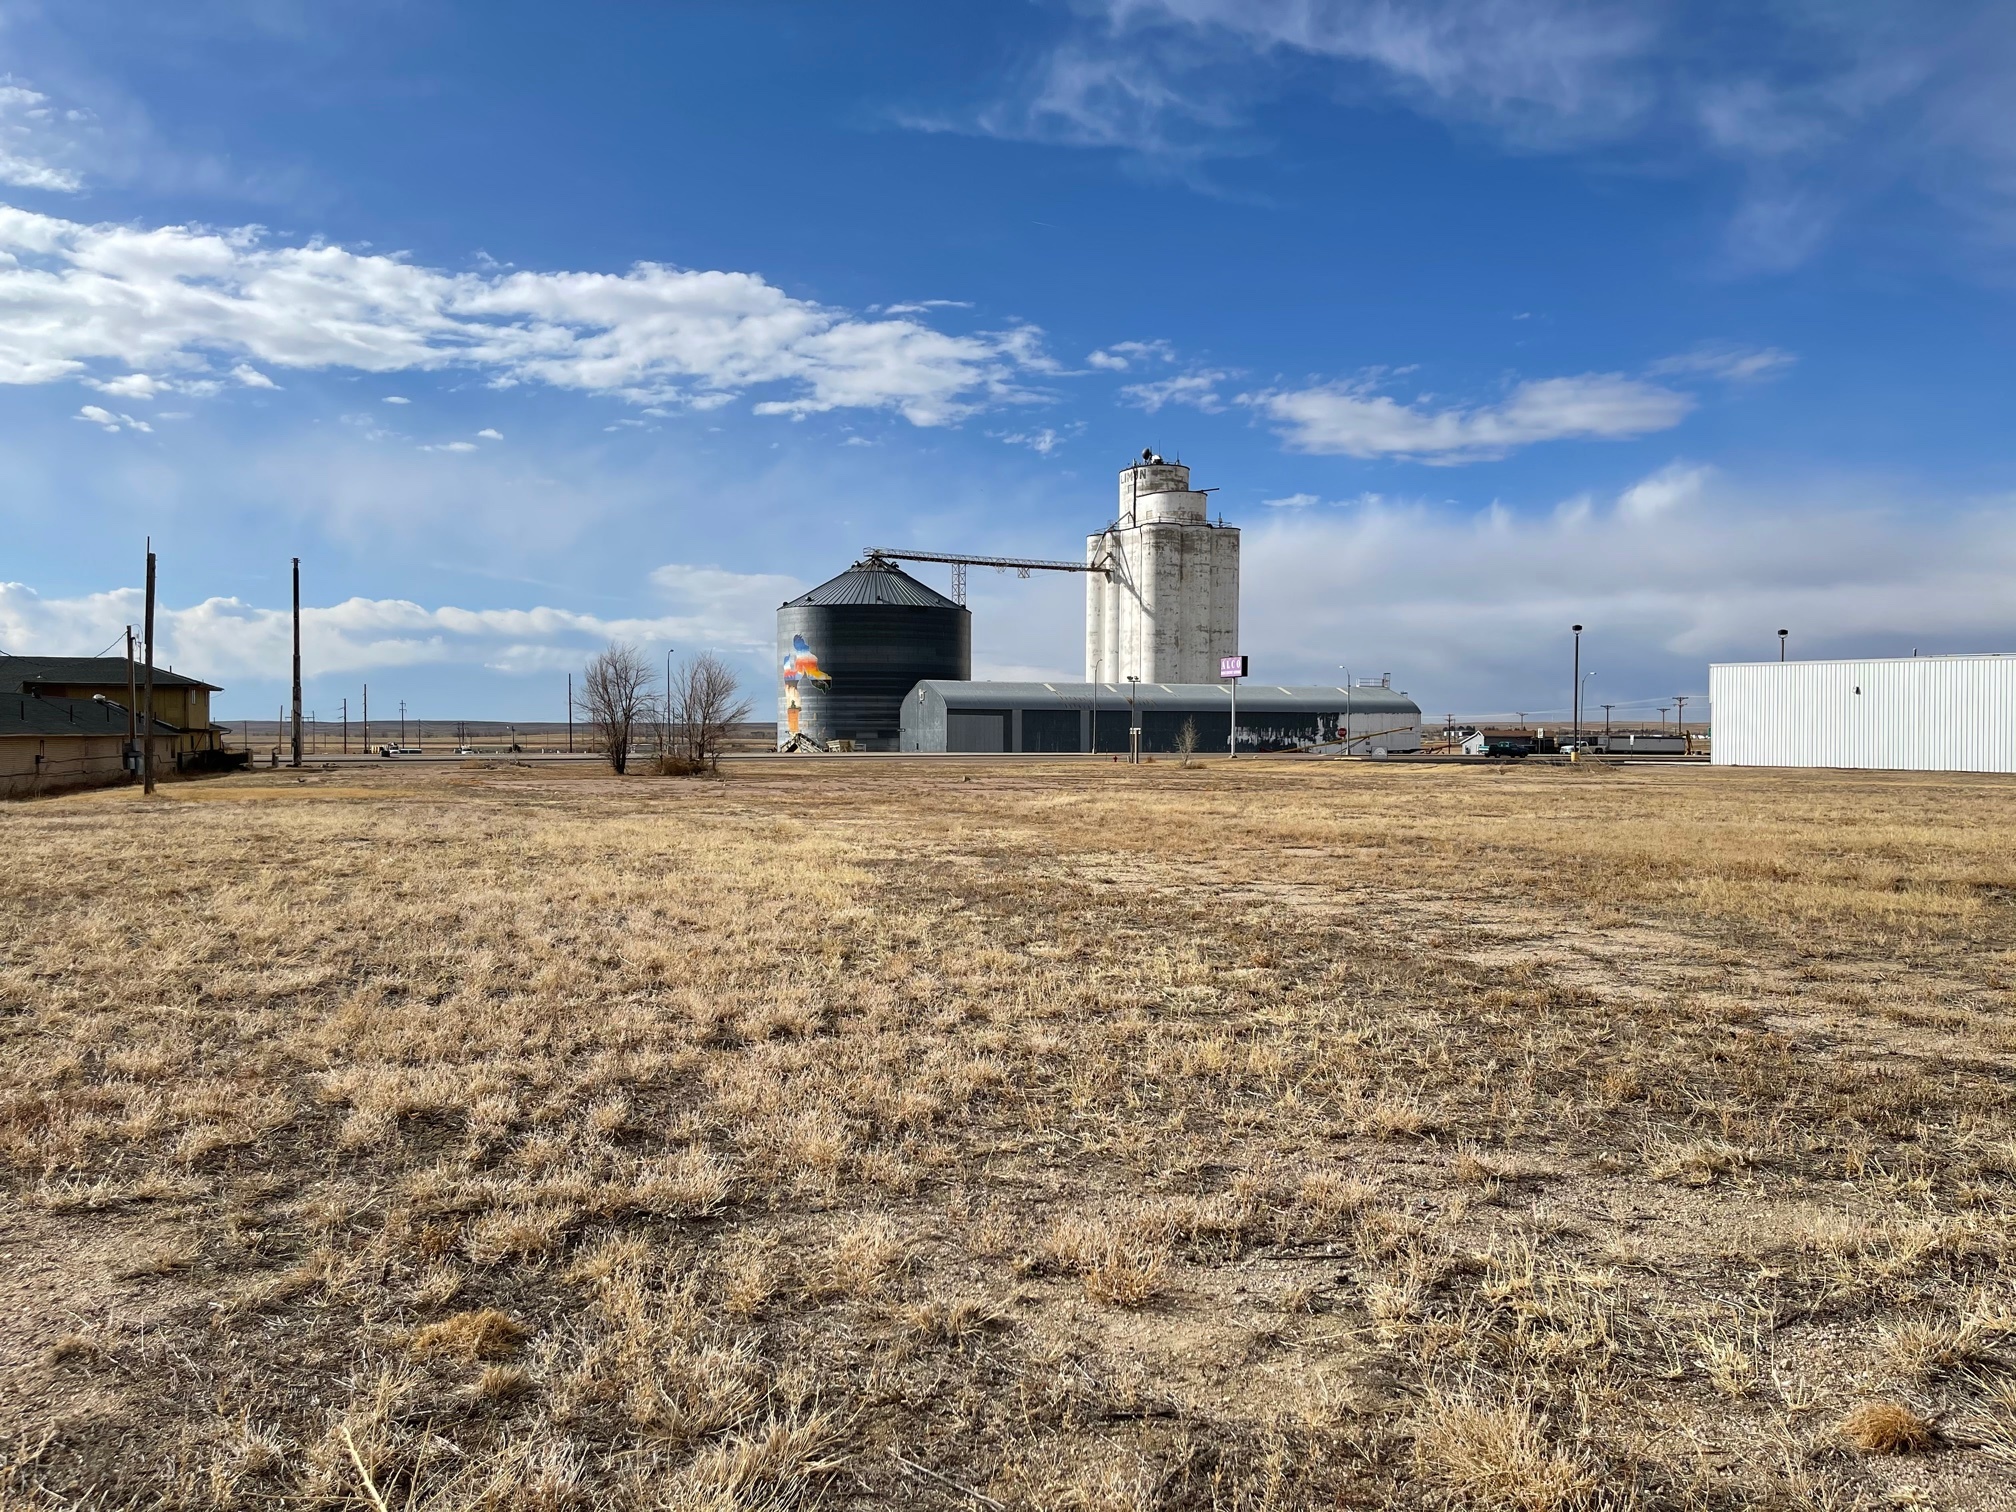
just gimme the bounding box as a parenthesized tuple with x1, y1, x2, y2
(1709, 655, 2016, 773)
(778, 559, 970, 751)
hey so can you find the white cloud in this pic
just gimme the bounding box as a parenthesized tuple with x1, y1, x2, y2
(1248, 372, 1693, 462)
(230, 363, 277, 388)
(1616, 460, 1710, 520)
(1239, 464, 2016, 713)
(1262, 491, 1320, 509)
(0, 560, 806, 683)
(1122, 368, 1231, 414)
(421, 440, 477, 453)
(1650, 343, 1797, 384)
(382, 395, 412, 404)
(1086, 339, 1176, 371)
(997, 427, 1064, 455)
(75, 403, 150, 433)
(0, 83, 83, 193)
(88, 372, 166, 400)
(475, 427, 503, 440)
(0, 204, 1052, 425)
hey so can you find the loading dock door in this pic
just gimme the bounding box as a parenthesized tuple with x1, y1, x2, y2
(946, 710, 1009, 753)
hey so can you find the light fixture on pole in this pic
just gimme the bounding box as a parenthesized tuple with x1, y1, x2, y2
(1571, 625, 1583, 757)
(1778, 629, 1788, 662)
(1125, 675, 1141, 765)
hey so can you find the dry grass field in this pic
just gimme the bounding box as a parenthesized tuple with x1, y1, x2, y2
(4, 756, 2015, 1510)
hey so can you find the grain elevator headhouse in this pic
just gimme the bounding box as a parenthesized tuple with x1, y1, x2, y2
(1086, 450, 1240, 684)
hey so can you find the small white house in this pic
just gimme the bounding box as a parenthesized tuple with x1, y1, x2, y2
(1710, 655, 2016, 773)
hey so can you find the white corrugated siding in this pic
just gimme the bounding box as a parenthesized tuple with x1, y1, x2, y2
(1710, 656, 2016, 772)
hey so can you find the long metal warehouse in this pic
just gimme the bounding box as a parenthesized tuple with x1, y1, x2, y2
(1709, 654, 2016, 773)
(901, 681, 1423, 754)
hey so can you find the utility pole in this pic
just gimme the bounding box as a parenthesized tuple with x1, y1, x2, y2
(362, 683, 368, 751)
(1571, 624, 1583, 755)
(290, 556, 303, 767)
(342, 696, 348, 754)
(1674, 695, 1689, 753)
(142, 542, 157, 795)
(1659, 705, 1670, 730)
(1601, 704, 1613, 750)
(400, 699, 406, 746)
(124, 626, 137, 777)
(567, 673, 574, 753)
(1126, 675, 1140, 765)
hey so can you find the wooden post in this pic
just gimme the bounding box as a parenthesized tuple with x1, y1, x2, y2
(142, 546, 157, 795)
(290, 557, 303, 767)
(124, 626, 137, 777)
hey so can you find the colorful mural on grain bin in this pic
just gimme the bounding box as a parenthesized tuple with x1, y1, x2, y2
(780, 633, 831, 741)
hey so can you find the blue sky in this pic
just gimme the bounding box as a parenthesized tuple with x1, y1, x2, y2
(2, 0, 2014, 725)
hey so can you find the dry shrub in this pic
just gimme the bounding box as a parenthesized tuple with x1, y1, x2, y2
(1842, 1399, 1938, 1455)
(1039, 1212, 1174, 1308)
(1297, 1170, 1375, 1220)
(1083, 1245, 1169, 1309)
(1645, 1135, 1751, 1186)
(475, 1363, 533, 1401)
(805, 1216, 908, 1301)
(1362, 1094, 1434, 1140)
(1411, 1391, 1601, 1511)
(907, 1297, 999, 1342)
(1882, 1314, 2004, 1379)
(1692, 1331, 1756, 1398)
(409, 1307, 529, 1361)
(466, 1204, 574, 1264)
(677, 1408, 846, 1505)
(633, 1146, 732, 1217)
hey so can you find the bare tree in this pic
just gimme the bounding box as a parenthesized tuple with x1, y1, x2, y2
(668, 652, 754, 772)
(1175, 717, 1199, 767)
(582, 643, 655, 774)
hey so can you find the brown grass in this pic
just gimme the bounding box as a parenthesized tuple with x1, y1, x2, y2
(1842, 1399, 1940, 1454)
(3, 756, 2015, 1508)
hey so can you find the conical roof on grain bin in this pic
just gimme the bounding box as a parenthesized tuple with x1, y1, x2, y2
(781, 559, 963, 610)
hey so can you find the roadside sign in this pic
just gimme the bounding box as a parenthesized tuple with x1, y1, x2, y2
(1220, 654, 1247, 679)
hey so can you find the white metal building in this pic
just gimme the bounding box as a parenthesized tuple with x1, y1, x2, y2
(1710, 655, 2016, 773)
(1085, 453, 1239, 683)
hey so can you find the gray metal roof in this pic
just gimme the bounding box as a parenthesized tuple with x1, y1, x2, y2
(782, 560, 963, 610)
(0, 694, 180, 739)
(0, 655, 218, 691)
(915, 680, 1421, 716)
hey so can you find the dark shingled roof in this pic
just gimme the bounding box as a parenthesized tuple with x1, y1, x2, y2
(781, 560, 963, 611)
(0, 655, 219, 692)
(0, 693, 180, 740)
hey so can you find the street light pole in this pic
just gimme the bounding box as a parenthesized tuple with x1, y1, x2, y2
(1571, 624, 1582, 755)
(1125, 675, 1140, 764)
(1338, 665, 1353, 755)
(1778, 629, 1788, 662)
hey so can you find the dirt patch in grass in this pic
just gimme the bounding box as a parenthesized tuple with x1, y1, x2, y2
(3, 757, 2015, 1508)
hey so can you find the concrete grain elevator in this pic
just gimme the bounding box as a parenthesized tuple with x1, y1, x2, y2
(1085, 451, 1240, 683)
